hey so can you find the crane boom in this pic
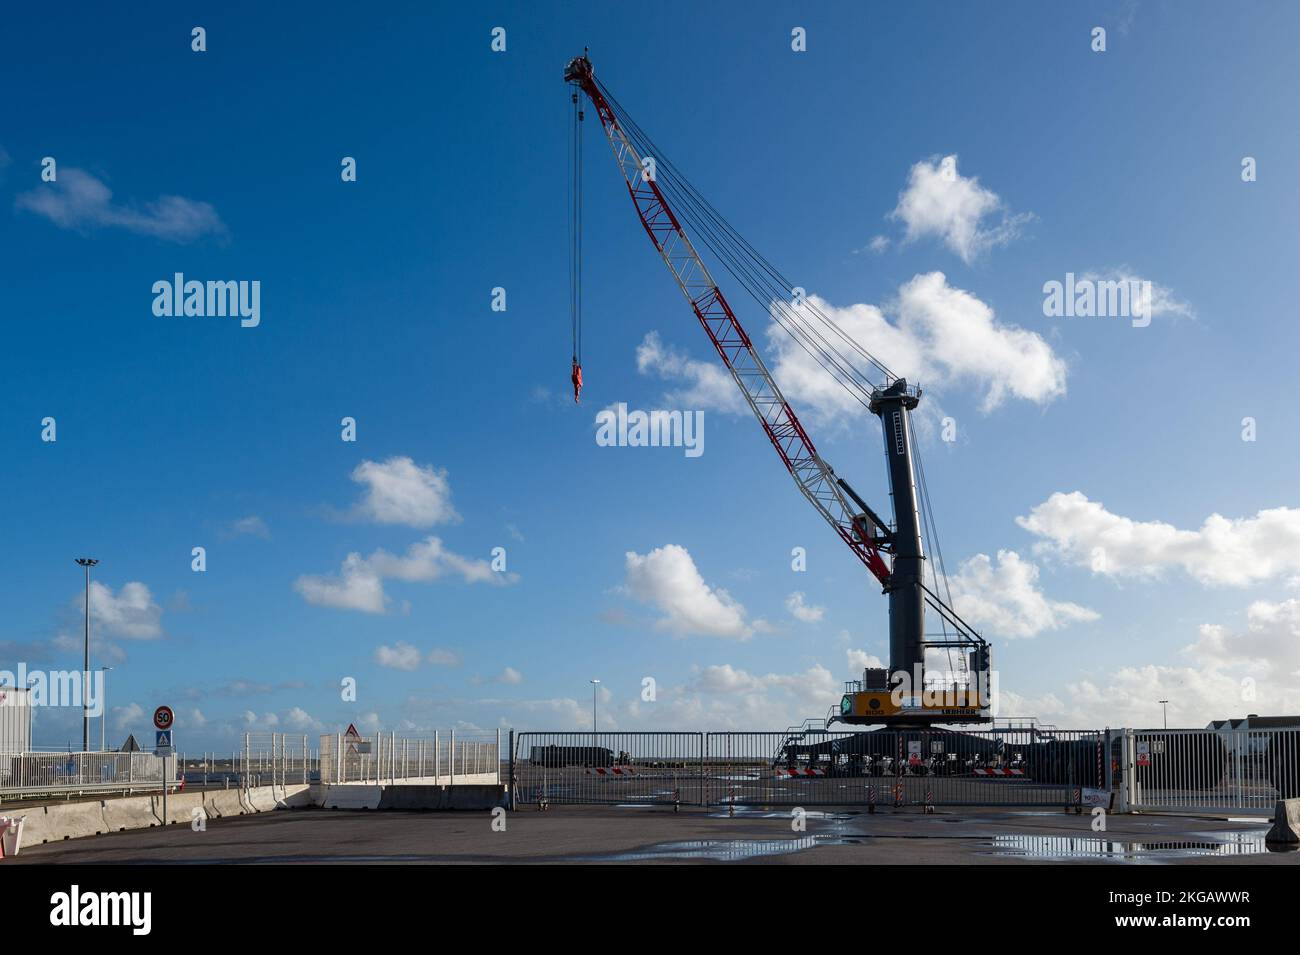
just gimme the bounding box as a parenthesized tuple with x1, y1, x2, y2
(565, 55, 891, 587)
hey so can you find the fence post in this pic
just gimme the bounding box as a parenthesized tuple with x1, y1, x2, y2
(1116, 729, 1132, 813)
(450, 729, 456, 787)
(434, 730, 440, 785)
(507, 730, 514, 807)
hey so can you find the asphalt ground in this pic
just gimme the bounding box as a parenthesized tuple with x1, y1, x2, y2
(11, 803, 1300, 865)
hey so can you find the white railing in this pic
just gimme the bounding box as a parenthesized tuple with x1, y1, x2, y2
(1122, 727, 1300, 815)
(0, 750, 179, 798)
(320, 730, 501, 785)
(241, 733, 312, 788)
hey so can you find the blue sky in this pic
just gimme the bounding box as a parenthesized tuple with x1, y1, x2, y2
(3, 1, 1299, 750)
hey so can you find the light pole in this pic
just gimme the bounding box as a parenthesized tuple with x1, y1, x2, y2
(26, 675, 37, 752)
(1158, 699, 1169, 730)
(99, 666, 114, 752)
(75, 558, 99, 753)
(590, 679, 600, 734)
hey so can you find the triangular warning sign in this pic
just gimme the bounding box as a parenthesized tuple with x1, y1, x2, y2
(344, 723, 362, 754)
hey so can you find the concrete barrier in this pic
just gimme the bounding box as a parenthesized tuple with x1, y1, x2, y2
(443, 784, 507, 810)
(102, 795, 161, 832)
(42, 801, 109, 840)
(1266, 798, 1300, 844)
(319, 784, 383, 810)
(246, 786, 278, 812)
(152, 791, 206, 827)
(355, 783, 507, 811)
(2, 783, 314, 853)
(10, 806, 55, 847)
(203, 789, 247, 819)
(277, 784, 313, 809)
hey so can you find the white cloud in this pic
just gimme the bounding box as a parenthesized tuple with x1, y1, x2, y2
(428, 648, 461, 666)
(847, 648, 885, 672)
(623, 545, 755, 639)
(1030, 663, 1300, 730)
(284, 707, 321, 731)
(1080, 269, 1195, 320)
(367, 536, 507, 586)
(641, 274, 1065, 423)
(374, 641, 422, 671)
(1018, 492, 1300, 587)
(1185, 599, 1300, 678)
(635, 331, 746, 413)
(949, 550, 1099, 639)
(785, 591, 825, 623)
(498, 667, 524, 685)
(16, 168, 226, 242)
(617, 663, 840, 730)
(865, 235, 890, 254)
(888, 154, 1031, 263)
(83, 581, 164, 639)
(350, 457, 460, 527)
(112, 702, 144, 732)
(781, 276, 1065, 419)
(295, 553, 386, 613)
(187, 707, 207, 727)
(296, 537, 513, 615)
(226, 515, 270, 540)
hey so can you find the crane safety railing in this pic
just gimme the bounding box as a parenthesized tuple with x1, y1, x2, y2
(320, 730, 502, 786)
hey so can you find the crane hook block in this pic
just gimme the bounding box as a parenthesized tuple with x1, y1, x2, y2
(571, 360, 584, 404)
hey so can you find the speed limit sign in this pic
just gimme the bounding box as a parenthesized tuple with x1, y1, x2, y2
(153, 705, 174, 730)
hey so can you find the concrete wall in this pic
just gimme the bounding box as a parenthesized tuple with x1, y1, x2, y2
(314, 782, 506, 811)
(3, 783, 310, 853)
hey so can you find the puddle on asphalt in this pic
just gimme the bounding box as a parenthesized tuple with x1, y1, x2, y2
(575, 835, 863, 862)
(706, 808, 853, 820)
(985, 830, 1293, 861)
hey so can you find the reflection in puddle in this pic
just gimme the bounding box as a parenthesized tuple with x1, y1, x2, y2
(987, 830, 1288, 861)
(582, 835, 861, 862)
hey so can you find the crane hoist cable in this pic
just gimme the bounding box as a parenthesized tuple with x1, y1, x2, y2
(569, 79, 585, 402)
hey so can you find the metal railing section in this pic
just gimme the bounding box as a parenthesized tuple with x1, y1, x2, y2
(319, 730, 501, 785)
(1122, 727, 1300, 815)
(511, 729, 1113, 808)
(0, 750, 179, 799)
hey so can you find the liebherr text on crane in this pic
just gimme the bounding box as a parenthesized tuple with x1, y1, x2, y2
(565, 53, 992, 726)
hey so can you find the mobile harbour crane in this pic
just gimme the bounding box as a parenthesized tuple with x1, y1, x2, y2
(565, 53, 991, 728)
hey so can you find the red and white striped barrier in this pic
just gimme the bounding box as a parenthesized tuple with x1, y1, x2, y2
(973, 768, 1026, 777)
(585, 767, 636, 776)
(774, 768, 826, 777)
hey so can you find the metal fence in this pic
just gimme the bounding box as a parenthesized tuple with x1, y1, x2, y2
(0, 750, 179, 799)
(320, 730, 501, 785)
(241, 733, 312, 788)
(511, 729, 1113, 808)
(1122, 727, 1300, 815)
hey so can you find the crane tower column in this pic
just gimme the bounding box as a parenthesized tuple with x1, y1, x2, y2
(870, 379, 925, 692)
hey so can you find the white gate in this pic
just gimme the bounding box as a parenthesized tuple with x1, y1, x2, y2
(1122, 727, 1299, 815)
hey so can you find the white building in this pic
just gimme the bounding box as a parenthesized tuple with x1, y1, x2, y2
(0, 685, 32, 754)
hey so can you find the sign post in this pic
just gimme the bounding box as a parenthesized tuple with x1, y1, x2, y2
(154, 706, 175, 824)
